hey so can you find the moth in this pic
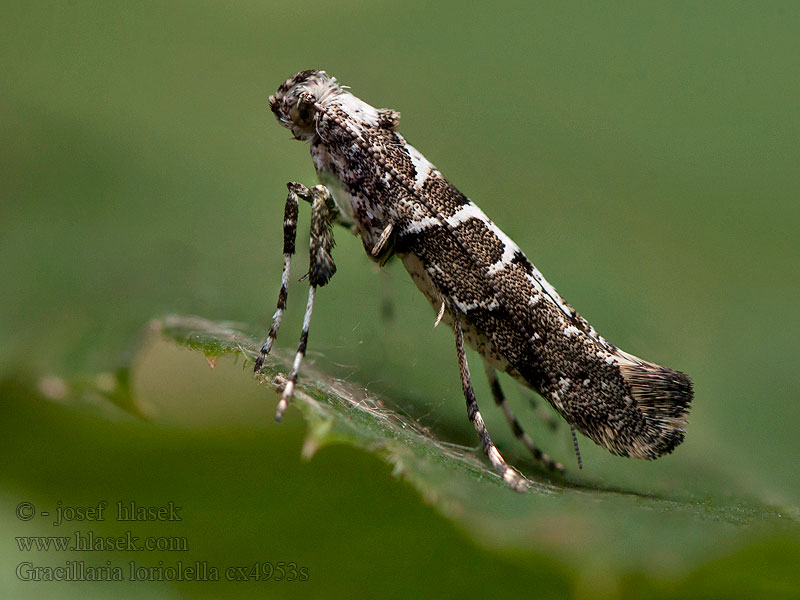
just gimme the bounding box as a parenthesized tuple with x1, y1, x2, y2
(256, 69, 693, 490)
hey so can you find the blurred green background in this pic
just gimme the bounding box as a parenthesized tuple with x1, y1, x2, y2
(2, 1, 798, 598)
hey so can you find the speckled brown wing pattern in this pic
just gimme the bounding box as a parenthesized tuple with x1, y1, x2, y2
(264, 69, 693, 484)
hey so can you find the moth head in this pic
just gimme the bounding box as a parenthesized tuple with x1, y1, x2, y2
(269, 69, 340, 141)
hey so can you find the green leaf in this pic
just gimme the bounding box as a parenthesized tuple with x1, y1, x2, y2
(156, 315, 800, 579)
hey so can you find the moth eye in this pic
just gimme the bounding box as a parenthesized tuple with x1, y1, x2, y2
(292, 102, 315, 126)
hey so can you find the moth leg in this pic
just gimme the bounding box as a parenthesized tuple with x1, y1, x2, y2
(570, 425, 584, 469)
(254, 181, 305, 373)
(319, 186, 357, 233)
(526, 394, 560, 431)
(482, 361, 565, 473)
(453, 310, 529, 491)
(370, 223, 394, 259)
(275, 185, 337, 421)
(380, 268, 394, 322)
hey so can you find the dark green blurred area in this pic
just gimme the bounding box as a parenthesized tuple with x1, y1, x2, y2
(2, 1, 799, 597)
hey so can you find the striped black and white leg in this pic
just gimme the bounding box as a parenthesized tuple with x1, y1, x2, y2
(482, 361, 565, 473)
(254, 181, 305, 374)
(570, 425, 583, 469)
(275, 185, 337, 421)
(453, 310, 529, 491)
